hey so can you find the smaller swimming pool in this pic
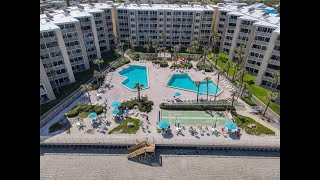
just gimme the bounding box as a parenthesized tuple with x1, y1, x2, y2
(166, 74, 222, 95)
(118, 65, 149, 91)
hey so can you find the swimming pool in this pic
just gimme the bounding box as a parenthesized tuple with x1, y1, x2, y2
(166, 74, 222, 95)
(118, 65, 149, 91)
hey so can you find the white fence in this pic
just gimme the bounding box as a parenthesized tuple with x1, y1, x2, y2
(40, 58, 120, 128)
(40, 136, 280, 148)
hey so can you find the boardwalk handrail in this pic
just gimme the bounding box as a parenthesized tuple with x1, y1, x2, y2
(40, 57, 121, 128)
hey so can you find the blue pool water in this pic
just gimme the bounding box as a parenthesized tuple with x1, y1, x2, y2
(118, 65, 148, 91)
(167, 74, 222, 95)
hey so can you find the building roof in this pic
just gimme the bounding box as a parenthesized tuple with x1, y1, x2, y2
(116, 3, 214, 11)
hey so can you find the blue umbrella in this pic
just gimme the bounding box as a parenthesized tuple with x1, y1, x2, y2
(174, 92, 181, 96)
(111, 101, 122, 108)
(111, 108, 120, 115)
(158, 119, 170, 129)
(224, 121, 237, 130)
(87, 112, 97, 119)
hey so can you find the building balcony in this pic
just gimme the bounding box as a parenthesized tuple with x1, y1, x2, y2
(81, 21, 92, 26)
(224, 39, 232, 43)
(40, 88, 47, 95)
(272, 49, 280, 56)
(66, 45, 81, 51)
(250, 48, 266, 55)
(48, 72, 69, 81)
(237, 39, 247, 44)
(269, 59, 280, 66)
(246, 63, 260, 70)
(255, 31, 272, 37)
(240, 24, 251, 29)
(63, 37, 79, 42)
(40, 36, 58, 43)
(71, 60, 85, 66)
(238, 32, 250, 37)
(262, 76, 278, 84)
(96, 23, 104, 27)
(275, 39, 280, 46)
(82, 29, 93, 34)
(225, 32, 234, 37)
(227, 26, 236, 30)
(265, 67, 277, 74)
(248, 56, 263, 62)
(99, 42, 107, 47)
(61, 28, 77, 33)
(40, 46, 60, 53)
(252, 40, 269, 46)
(68, 53, 83, 59)
(228, 19, 237, 23)
(94, 16, 103, 21)
(41, 56, 63, 64)
(87, 50, 97, 55)
(218, 21, 225, 25)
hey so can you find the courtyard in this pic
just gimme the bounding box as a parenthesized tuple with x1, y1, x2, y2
(40, 58, 280, 147)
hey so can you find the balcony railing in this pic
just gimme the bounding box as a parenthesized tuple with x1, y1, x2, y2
(228, 19, 237, 23)
(94, 16, 103, 21)
(61, 28, 77, 33)
(41, 46, 60, 53)
(68, 53, 83, 59)
(272, 49, 280, 56)
(248, 56, 263, 62)
(252, 40, 269, 46)
(71, 60, 85, 66)
(66, 45, 81, 51)
(269, 59, 280, 66)
(262, 76, 278, 83)
(250, 48, 266, 54)
(224, 38, 232, 43)
(227, 25, 236, 29)
(63, 37, 79, 42)
(265, 67, 277, 73)
(238, 32, 250, 37)
(96, 23, 104, 27)
(99, 42, 107, 47)
(237, 39, 247, 44)
(275, 39, 280, 46)
(40, 88, 47, 95)
(225, 32, 234, 37)
(240, 24, 251, 29)
(82, 29, 92, 34)
(41, 56, 63, 64)
(40, 36, 58, 43)
(245, 63, 260, 70)
(255, 31, 272, 37)
(80, 21, 92, 26)
(218, 21, 225, 25)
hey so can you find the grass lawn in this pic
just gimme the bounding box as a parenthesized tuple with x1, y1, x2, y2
(108, 118, 140, 134)
(208, 53, 280, 115)
(233, 113, 275, 135)
(40, 51, 117, 117)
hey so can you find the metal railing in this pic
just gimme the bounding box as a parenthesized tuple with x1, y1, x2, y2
(252, 40, 269, 46)
(40, 58, 121, 128)
(272, 49, 280, 56)
(61, 28, 77, 33)
(255, 31, 272, 37)
(162, 101, 232, 106)
(250, 48, 266, 54)
(268, 59, 280, 66)
(40, 136, 280, 147)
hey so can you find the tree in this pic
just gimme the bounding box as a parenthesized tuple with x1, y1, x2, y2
(81, 84, 92, 104)
(230, 90, 237, 112)
(134, 83, 144, 102)
(48, 67, 60, 94)
(204, 76, 211, 101)
(202, 46, 211, 63)
(210, 30, 218, 52)
(263, 92, 277, 117)
(152, 40, 159, 56)
(232, 62, 240, 82)
(235, 45, 246, 70)
(236, 69, 247, 100)
(119, 42, 125, 50)
(171, 44, 181, 68)
(214, 53, 220, 68)
(194, 81, 201, 102)
(114, 48, 123, 58)
(225, 61, 231, 77)
(143, 44, 150, 53)
(160, 32, 166, 47)
(93, 70, 102, 87)
(93, 59, 104, 73)
(272, 70, 280, 92)
(214, 70, 223, 101)
(146, 34, 151, 46)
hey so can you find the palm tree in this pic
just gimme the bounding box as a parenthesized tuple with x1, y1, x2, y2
(272, 70, 280, 92)
(230, 90, 238, 112)
(214, 70, 223, 101)
(152, 40, 159, 56)
(235, 45, 246, 69)
(80, 84, 92, 104)
(263, 92, 277, 117)
(171, 44, 181, 68)
(214, 53, 220, 68)
(204, 76, 211, 101)
(93, 70, 102, 87)
(160, 32, 166, 46)
(210, 30, 218, 52)
(48, 67, 60, 94)
(236, 69, 247, 100)
(146, 34, 151, 46)
(194, 81, 201, 102)
(119, 42, 125, 50)
(143, 44, 150, 53)
(93, 59, 104, 72)
(232, 62, 240, 82)
(134, 83, 144, 102)
(202, 46, 209, 63)
(225, 61, 231, 77)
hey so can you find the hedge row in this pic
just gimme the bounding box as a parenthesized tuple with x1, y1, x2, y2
(153, 60, 169, 67)
(159, 103, 235, 111)
(241, 97, 257, 106)
(111, 57, 130, 70)
(170, 62, 193, 69)
(66, 104, 105, 118)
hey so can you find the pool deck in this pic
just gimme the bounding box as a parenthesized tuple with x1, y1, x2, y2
(40, 59, 280, 147)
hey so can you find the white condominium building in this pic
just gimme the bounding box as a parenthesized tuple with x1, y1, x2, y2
(113, 3, 215, 47)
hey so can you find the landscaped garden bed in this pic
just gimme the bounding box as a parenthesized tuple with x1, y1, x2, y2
(159, 102, 235, 111)
(170, 62, 193, 69)
(65, 104, 105, 118)
(120, 97, 154, 113)
(108, 118, 140, 134)
(153, 60, 169, 67)
(241, 97, 257, 106)
(232, 112, 275, 135)
(196, 61, 212, 72)
(111, 57, 130, 70)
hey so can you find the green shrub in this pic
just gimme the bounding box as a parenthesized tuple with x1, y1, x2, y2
(159, 103, 235, 111)
(159, 60, 169, 67)
(233, 114, 275, 135)
(171, 62, 193, 69)
(111, 57, 130, 70)
(196, 62, 212, 72)
(241, 97, 257, 106)
(66, 104, 105, 118)
(108, 117, 140, 134)
(120, 97, 154, 113)
(49, 122, 63, 133)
